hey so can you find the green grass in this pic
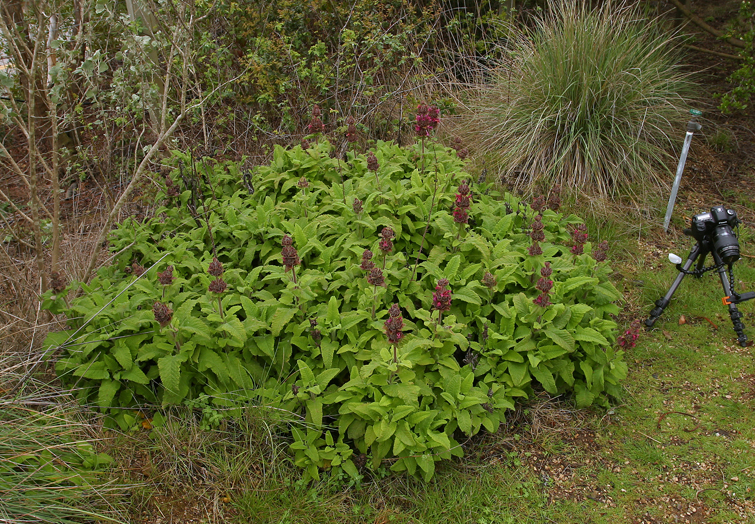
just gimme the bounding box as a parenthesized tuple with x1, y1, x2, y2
(469, 0, 694, 200)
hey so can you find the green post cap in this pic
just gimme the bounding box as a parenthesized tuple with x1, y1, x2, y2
(690, 109, 702, 116)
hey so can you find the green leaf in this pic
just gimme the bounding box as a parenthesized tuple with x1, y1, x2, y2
(198, 348, 229, 383)
(326, 296, 340, 324)
(543, 326, 575, 352)
(306, 399, 323, 427)
(298, 360, 316, 385)
(453, 285, 481, 305)
(457, 409, 472, 434)
(97, 380, 120, 407)
(507, 361, 529, 387)
(530, 365, 558, 394)
(158, 354, 182, 396)
(120, 365, 150, 384)
(270, 307, 297, 337)
(218, 316, 247, 347)
(574, 326, 610, 346)
(416, 454, 435, 481)
(112, 342, 132, 370)
(341, 459, 359, 479)
(444, 254, 461, 280)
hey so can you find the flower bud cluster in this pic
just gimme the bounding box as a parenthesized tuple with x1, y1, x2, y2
(158, 265, 174, 286)
(366, 151, 379, 172)
(281, 235, 300, 272)
(530, 214, 545, 242)
(153, 301, 173, 327)
(533, 262, 553, 308)
(617, 320, 641, 349)
(307, 105, 325, 134)
(50, 271, 67, 293)
(482, 271, 496, 289)
(384, 304, 404, 344)
(379, 227, 394, 254)
(360, 249, 375, 271)
(433, 278, 452, 312)
(415, 104, 440, 137)
(208, 257, 226, 293)
(451, 136, 468, 160)
(353, 197, 363, 214)
(310, 318, 322, 346)
(345, 116, 358, 143)
(570, 224, 588, 255)
(592, 240, 609, 262)
(367, 267, 385, 287)
(453, 180, 471, 224)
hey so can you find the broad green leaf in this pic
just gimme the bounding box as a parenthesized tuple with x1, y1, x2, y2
(97, 380, 120, 407)
(158, 354, 182, 396)
(530, 365, 558, 394)
(306, 398, 323, 427)
(444, 254, 461, 280)
(112, 342, 132, 370)
(543, 326, 575, 352)
(298, 360, 316, 385)
(574, 326, 610, 346)
(121, 365, 150, 384)
(507, 361, 529, 387)
(198, 348, 229, 383)
(270, 307, 297, 337)
(326, 296, 340, 324)
(453, 285, 481, 305)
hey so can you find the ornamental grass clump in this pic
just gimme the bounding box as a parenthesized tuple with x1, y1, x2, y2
(471, 0, 694, 198)
(43, 139, 626, 483)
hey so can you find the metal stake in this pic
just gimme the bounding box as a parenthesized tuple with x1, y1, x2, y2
(663, 119, 702, 233)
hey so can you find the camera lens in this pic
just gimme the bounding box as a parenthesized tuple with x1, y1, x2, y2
(713, 224, 740, 264)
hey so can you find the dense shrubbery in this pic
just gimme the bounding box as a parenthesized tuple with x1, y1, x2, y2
(43, 133, 626, 481)
(471, 0, 694, 198)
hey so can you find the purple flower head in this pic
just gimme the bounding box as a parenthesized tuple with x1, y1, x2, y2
(433, 278, 452, 312)
(379, 227, 394, 254)
(533, 293, 552, 308)
(353, 197, 363, 215)
(617, 320, 641, 349)
(384, 304, 404, 344)
(482, 271, 497, 289)
(281, 235, 300, 272)
(153, 301, 173, 327)
(528, 242, 543, 257)
(208, 277, 227, 294)
(367, 267, 385, 287)
(297, 177, 309, 189)
(593, 240, 609, 262)
(453, 207, 469, 224)
(540, 262, 552, 278)
(131, 261, 145, 277)
(547, 185, 562, 211)
(345, 116, 358, 143)
(360, 249, 375, 271)
(307, 105, 325, 134)
(531, 195, 546, 212)
(536, 277, 553, 294)
(366, 151, 379, 172)
(158, 265, 174, 286)
(208, 257, 224, 277)
(530, 214, 545, 242)
(415, 104, 440, 137)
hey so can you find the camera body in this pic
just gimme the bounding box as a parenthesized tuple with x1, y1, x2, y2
(688, 206, 740, 264)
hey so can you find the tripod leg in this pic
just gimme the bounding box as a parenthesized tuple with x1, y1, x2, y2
(645, 244, 701, 328)
(712, 252, 749, 346)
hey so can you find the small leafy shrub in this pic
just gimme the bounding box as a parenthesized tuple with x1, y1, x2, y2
(719, 1, 755, 114)
(44, 135, 626, 481)
(470, 0, 693, 198)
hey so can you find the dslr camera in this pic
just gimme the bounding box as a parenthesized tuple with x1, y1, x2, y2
(686, 205, 740, 265)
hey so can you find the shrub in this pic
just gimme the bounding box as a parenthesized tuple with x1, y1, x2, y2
(43, 134, 626, 481)
(470, 0, 694, 198)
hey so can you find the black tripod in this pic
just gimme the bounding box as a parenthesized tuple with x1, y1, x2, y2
(645, 233, 755, 347)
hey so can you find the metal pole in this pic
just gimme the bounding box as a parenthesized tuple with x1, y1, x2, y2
(663, 120, 702, 233)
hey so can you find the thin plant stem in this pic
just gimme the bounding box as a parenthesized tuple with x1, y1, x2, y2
(371, 284, 377, 321)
